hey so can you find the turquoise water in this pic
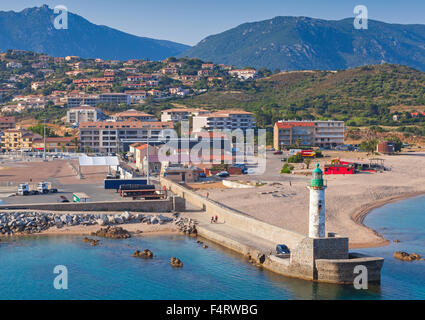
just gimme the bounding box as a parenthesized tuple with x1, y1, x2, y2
(0, 196, 424, 300)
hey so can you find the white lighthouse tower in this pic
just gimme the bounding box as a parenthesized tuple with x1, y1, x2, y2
(307, 164, 327, 238)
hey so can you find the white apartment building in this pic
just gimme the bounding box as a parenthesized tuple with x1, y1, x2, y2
(79, 121, 173, 154)
(66, 106, 106, 124)
(67, 94, 99, 108)
(161, 108, 209, 124)
(192, 110, 256, 132)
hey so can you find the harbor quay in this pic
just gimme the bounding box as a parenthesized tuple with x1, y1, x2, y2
(161, 164, 384, 284)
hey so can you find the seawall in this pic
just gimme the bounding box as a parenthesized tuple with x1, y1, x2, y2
(0, 197, 185, 212)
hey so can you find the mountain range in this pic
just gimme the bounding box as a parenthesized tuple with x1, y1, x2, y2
(3, 6, 425, 72)
(182, 16, 425, 71)
(0, 5, 190, 61)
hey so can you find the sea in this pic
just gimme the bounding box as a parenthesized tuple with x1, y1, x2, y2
(0, 196, 424, 300)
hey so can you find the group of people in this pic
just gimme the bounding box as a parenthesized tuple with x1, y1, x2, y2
(210, 216, 219, 223)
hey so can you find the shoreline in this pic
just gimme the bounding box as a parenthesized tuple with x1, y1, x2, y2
(0, 221, 180, 239)
(1, 191, 424, 251)
(350, 191, 425, 249)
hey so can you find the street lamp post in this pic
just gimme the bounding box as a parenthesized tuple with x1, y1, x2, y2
(43, 119, 47, 161)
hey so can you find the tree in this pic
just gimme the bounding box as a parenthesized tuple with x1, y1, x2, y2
(304, 158, 312, 169)
(359, 139, 378, 155)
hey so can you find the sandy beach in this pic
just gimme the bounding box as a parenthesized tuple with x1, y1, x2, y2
(190, 151, 425, 248)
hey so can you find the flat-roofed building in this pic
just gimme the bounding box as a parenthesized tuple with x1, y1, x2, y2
(66, 106, 106, 124)
(67, 94, 99, 108)
(192, 110, 256, 132)
(79, 121, 173, 154)
(99, 93, 131, 105)
(161, 108, 209, 124)
(274, 120, 345, 149)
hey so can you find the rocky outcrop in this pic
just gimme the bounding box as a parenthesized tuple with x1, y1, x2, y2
(82, 237, 100, 246)
(0, 211, 177, 235)
(394, 251, 424, 261)
(170, 257, 183, 268)
(132, 249, 154, 258)
(92, 226, 131, 239)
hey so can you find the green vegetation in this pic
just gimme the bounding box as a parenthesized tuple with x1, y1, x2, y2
(28, 123, 58, 137)
(280, 163, 294, 174)
(287, 154, 304, 163)
(170, 64, 425, 135)
(359, 139, 378, 154)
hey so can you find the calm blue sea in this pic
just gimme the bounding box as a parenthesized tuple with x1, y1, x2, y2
(0, 196, 424, 300)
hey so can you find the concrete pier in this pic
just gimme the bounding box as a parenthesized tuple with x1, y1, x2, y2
(162, 178, 384, 284)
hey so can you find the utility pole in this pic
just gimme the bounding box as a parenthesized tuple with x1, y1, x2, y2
(147, 130, 150, 185)
(43, 119, 47, 161)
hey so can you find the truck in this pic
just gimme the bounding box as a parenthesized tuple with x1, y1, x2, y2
(104, 179, 147, 190)
(37, 182, 58, 194)
(118, 184, 164, 200)
(17, 183, 30, 196)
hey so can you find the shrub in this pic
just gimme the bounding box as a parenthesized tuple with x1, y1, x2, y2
(280, 163, 294, 174)
(287, 154, 304, 163)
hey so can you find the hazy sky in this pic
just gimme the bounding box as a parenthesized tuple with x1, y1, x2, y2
(2, 1, 425, 45)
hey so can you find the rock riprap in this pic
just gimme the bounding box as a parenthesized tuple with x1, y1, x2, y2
(92, 226, 131, 239)
(0, 212, 177, 235)
(174, 217, 197, 236)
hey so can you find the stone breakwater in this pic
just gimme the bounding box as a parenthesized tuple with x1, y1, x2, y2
(0, 211, 175, 235)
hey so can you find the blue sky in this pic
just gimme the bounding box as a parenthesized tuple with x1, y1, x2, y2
(2, 1, 425, 45)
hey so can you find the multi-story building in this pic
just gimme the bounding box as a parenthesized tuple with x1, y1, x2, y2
(1, 129, 41, 151)
(66, 106, 106, 124)
(0, 116, 16, 131)
(78, 121, 173, 154)
(192, 110, 256, 132)
(313, 120, 345, 148)
(161, 108, 209, 124)
(99, 93, 131, 105)
(273, 120, 345, 149)
(67, 94, 99, 108)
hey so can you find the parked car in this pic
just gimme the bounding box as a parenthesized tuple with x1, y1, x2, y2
(49, 188, 58, 193)
(29, 190, 39, 195)
(281, 157, 287, 162)
(57, 196, 69, 203)
(273, 150, 283, 155)
(276, 244, 291, 254)
(216, 171, 230, 178)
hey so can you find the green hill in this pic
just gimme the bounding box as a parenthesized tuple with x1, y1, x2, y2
(173, 64, 425, 131)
